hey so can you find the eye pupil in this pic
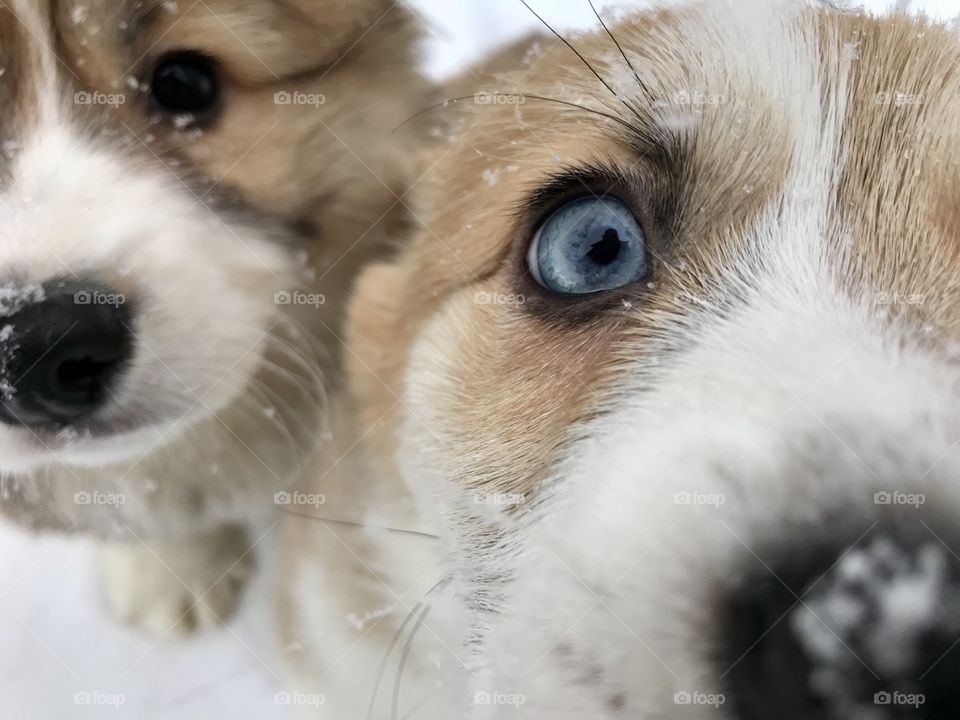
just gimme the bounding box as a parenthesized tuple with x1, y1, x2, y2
(151, 51, 221, 121)
(588, 228, 624, 266)
(527, 195, 648, 295)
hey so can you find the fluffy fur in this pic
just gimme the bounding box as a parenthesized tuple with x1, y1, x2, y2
(0, 0, 428, 634)
(282, 1, 960, 718)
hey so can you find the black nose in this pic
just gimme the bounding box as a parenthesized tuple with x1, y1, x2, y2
(0, 281, 133, 426)
(721, 519, 960, 720)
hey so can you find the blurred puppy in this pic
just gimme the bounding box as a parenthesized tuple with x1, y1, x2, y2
(0, 0, 427, 634)
(282, 1, 960, 718)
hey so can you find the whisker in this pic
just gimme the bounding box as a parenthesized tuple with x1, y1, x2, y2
(371, 577, 452, 720)
(245, 375, 313, 429)
(277, 508, 442, 541)
(368, 601, 423, 720)
(515, 0, 639, 120)
(392, 603, 432, 720)
(230, 387, 304, 463)
(263, 325, 329, 385)
(395, 93, 636, 133)
(248, 364, 325, 431)
(586, 0, 653, 100)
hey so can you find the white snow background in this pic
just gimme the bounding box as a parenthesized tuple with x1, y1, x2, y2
(0, 1, 953, 718)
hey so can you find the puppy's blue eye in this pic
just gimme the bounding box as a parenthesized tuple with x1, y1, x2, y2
(527, 196, 648, 295)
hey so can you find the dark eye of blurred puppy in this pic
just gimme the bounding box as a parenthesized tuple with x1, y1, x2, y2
(149, 51, 222, 124)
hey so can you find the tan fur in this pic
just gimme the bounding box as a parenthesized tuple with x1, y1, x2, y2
(343, 6, 960, 502)
(282, 3, 960, 715)
(832, 13, 960, 330)
(0, 0, 430, 634)
(345, 5, 799, 501)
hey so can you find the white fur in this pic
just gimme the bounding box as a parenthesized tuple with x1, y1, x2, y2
(384, 3, 960, 717)
(0, 10, 322, 631)
(0, 114, 294, 469)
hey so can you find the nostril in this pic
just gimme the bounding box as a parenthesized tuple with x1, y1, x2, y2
(0, 280, 133, 427)
(53, 353, 123, 399)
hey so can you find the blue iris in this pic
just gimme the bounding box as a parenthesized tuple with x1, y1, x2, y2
(527, 196, 648, 295)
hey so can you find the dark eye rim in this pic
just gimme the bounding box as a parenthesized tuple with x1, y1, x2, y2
(147, 49, 224, 127)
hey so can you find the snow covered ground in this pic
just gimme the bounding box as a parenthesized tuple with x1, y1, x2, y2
(0, 0, 954, 718)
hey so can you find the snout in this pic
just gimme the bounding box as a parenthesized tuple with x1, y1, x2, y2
(722, 517, 960, 719)
(0, 280, 133, 427)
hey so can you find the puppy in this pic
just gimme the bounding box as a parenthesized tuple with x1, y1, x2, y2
(282, 1, 960, 718)
(0, 0, 428, 635)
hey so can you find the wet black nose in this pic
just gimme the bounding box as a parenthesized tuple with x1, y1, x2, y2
(721, 519, 960, 720)
(0, 281, 133, 426)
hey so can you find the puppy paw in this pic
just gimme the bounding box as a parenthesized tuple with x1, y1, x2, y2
(100, 524, 255, 636)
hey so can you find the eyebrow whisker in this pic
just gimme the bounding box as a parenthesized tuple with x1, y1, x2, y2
(394, 93, 637, 134)
(586, 0, 654, 102)
(515, 0, 641, 124)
